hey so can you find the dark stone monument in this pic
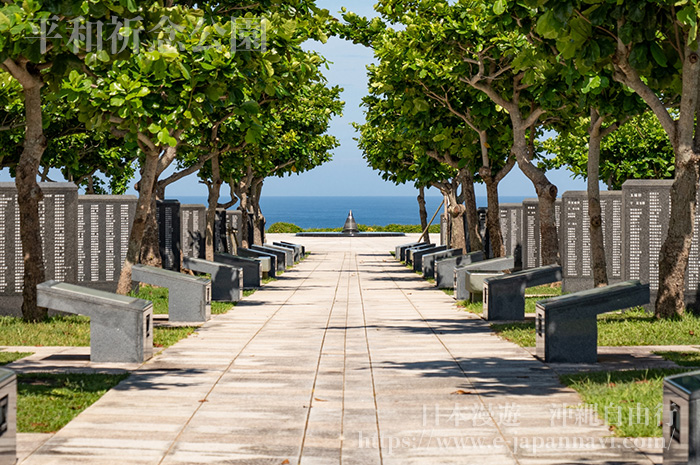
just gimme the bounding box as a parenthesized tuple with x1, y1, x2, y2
(560, 191, 623, 293)
(214, 209, 228, 253)
(157, 200, 181, 271)
(499, 203, 522, 269)
(77, 195, 137, 291)
(0, 182, 78, 314)
(477, 207, 491, 258)
(619, 179, 700, 309)
(181, 204, 206, 259)
(343, 211, 359, 233)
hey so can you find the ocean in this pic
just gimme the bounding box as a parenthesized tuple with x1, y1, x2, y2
(177, 195, 528, 229)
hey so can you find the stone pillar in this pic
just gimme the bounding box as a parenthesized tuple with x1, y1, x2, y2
(157, 200, 181, 271)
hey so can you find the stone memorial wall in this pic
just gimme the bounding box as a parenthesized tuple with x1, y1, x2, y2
(520, 198, 561, 269)
(499, 203, 522, 268)
(440, 214, 448, 246)
(181, 204, 206, 259)
(214, 209, 228, 253)
(0, 183, 79, 313)
(157, 200, 181, 271)
(77, 195, 136, 291)
(560, 191, 622, 293)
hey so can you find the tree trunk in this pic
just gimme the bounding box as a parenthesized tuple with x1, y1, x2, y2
(251, 180, 265, 246)
(588, 110, 609, 287)
(16, 82, 47, 321)
(116, 149, 160, 294)
(442, 187, 467, 253)
(417, 186, 430, 244)
(655, 159, 699, 317)
(484, 178, 505, 257)
(204, 154, 222, 261)
(459, 171, 483, 253)
(512, 125, 559, 265)
(139, 191, 161, 267)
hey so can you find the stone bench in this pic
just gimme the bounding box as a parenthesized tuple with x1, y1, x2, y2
(412, 245, 447, 272)
(37, 280, 153, 363)
(406, 243, 435, 265)
(182, 257, 243, 302)
(396, 241, 423, 261)
(214, 253, 262, 288)
(263, 244, 294, 267)
(422, 248, 461, 279)
(131, 264, 211, 323)
(279, 241, 305, 256)
(536, 280, 650, 363)
(236, 248, 276, 277)
(248, 246, 286, 272)
(434, 251, 485, 289)
(273, 242, 301, 262)
(483, 265, 562, 321)
(454, 256, 515, 301)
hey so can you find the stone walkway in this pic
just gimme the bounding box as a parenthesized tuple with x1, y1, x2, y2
(17, 235, 662, 464)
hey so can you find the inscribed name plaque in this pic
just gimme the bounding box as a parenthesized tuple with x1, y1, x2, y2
(77, 195, 136, 291)
(477, 207, 492, 258)
(157, 200, 181, 271)
(621, 180, 700, 309)
(0, 182, 78, 314)
(560, 191, 622, 293)
(499, 203, 522, 268)
(520, 198, 562, 269)
(181, 204, 206, 259)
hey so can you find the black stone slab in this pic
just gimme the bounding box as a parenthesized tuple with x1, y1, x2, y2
(157, 200, 181, 271)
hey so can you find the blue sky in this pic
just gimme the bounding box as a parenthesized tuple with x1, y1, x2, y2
(0, 0, 590, 198)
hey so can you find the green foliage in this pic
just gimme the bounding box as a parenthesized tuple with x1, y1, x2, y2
(267, 222, 303, 233)
(17, 373, 129, 433)
(301, 223, 440, 233)
(0, 351, 31, 365)
(542, 112, 675, 189)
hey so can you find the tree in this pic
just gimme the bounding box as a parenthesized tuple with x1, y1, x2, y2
(535, 0, 700, 316)
(0, 0, 141, 320)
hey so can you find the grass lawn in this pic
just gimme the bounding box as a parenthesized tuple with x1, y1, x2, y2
(560, 368, 690, 437)
(17, 373, 129, 433)
(131, 285, 234, 315)
(491, 308, 700, 347)
(0, 352, 129, 434)
(0, 315, 197, 349)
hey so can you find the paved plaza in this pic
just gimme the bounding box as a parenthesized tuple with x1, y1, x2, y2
(13, 235, 663, 464)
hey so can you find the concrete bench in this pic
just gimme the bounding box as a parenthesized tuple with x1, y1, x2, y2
(214, 253, 262, 288)
(483, 265, 562, 321)
(248, 246, 286, 272)
(37, 280, 153, 363)
(422, 248, 461, 279)
(435, 251, 485, 288)
(263, 244, 294, 267)
(454, 256, 515, 301)
(412, 245, 447, 272)
(131, 265, 211, 323)
(396, 241, 422, 261)
(535, 280, 650, 363)
(279, 241, 305, 256)
(182, 257, 243, 302)
(406, 243, 435, 265)
(236, 248, 276, 276)
(273, 242, 301, 262)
